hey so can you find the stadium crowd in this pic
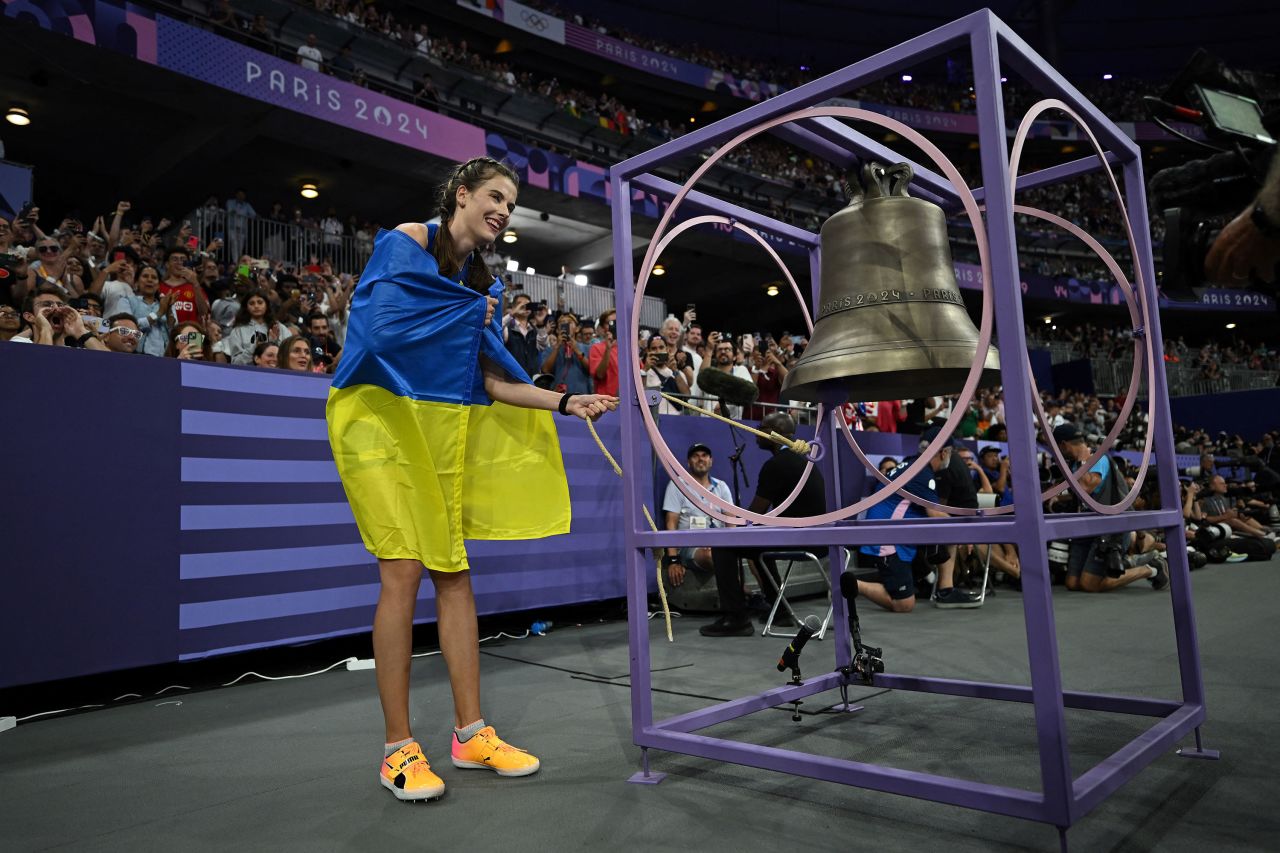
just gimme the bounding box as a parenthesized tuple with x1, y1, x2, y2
(3, 193, 1275, 633)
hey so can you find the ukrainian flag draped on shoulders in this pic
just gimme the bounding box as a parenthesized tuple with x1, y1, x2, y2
(326, 224, 570, 571)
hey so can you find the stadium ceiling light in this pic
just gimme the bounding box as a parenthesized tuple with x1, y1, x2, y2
(506, 259, 519, 272)
(573, 274, 588, 286)
(1043, 316, 1052, 324)
(1225, 322, 1237, 329)
(766, 284, 780, 297)
(300, 183, 319, 199)
(1103, 73, 1113, 80)
(652, 264, 665, 276)
(502, 229, 518, 244)
(901, 74, 913, 82)
(6, 105, 30, 126)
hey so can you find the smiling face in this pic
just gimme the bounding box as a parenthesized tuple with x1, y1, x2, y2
(687, 449, 712, 478)
(136, 266, 160, 296)
(105, 318, 140, 353)
(255, 343, 279, 367)
(455, 175, 517, 249)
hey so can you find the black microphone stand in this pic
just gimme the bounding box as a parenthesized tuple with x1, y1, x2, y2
(726, 422, 749, 505)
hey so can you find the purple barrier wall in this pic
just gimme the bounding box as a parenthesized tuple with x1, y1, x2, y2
(1, 344, 858, 687)
(1169, 387, 1280, 442)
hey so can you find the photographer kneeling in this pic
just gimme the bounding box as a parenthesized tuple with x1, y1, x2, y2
(1051, 424, 1170, 593)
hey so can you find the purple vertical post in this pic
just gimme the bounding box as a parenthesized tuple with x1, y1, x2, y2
(969, 18, 1074, 826)
(1122, 163, 1209, 715)
(610, 172, 655, 743)
(810, 245, 852, 672)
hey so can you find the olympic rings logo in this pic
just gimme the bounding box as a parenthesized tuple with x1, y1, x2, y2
(519, 11, 550, 31)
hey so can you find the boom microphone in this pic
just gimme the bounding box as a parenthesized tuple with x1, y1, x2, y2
(777, 614, 822, 673)
(696, 367, 760, 407)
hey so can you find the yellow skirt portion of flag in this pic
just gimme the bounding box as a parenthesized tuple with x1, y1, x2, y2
(327, 384, 571, 571)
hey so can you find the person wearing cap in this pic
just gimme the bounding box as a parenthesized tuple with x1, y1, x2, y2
(661, 443, 734, 599)
(1052, 422, 1169, 592)
(854, 425, 982, 610)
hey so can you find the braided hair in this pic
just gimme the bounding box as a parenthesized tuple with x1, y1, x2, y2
(434, 156, 519, 293)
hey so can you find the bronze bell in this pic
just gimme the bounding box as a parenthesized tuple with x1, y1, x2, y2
(780, 161, 1000, 405)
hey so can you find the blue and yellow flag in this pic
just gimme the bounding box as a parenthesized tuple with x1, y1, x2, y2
(326, 225, 570, 571)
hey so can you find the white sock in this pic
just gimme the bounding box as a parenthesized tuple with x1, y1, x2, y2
(384, 737, 414, 757)
(455, 718, 486, 743)
(1147, 566, 1158, 579)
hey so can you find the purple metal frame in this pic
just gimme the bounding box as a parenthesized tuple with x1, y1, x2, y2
(609, 9, 1215, 843)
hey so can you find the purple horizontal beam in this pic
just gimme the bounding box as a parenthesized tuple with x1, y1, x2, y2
(181, 409, 329, 441)
(181, 361, 331, 399)
(973, 151, 1122, 204)
(635, 517, 1019, 548)
(179, 542, 372, 579)
(637, 728, 1047, 821)
(629, 173, 820, 247)
(654, 672, 845, 733)
(991, 19, 1139, 161)
(873, 673, 1182, 718)
(1071, 704, 1203, 819)
(612, 10, 987, 179)
(181, 457, 339, 483)
(180, 502, 356, 530)
(1044, 509, 1184, 539)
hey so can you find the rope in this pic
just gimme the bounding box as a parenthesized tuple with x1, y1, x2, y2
(657, 393, 812, 456)
(586, 417, 673, 642)
(585, 395, 810, 643)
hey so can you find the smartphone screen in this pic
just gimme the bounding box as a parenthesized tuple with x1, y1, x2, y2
(186, 236, 199, 250)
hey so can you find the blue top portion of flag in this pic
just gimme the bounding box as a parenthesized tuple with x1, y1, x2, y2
(331, 225, 531, 404)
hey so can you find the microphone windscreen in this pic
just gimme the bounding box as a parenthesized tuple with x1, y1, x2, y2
(696, 368, 759, 407)
(840, 571, 858, 599)
(801, 614, 822, 632)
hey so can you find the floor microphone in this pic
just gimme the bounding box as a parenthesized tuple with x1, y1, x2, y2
(777, 614, 822, 673)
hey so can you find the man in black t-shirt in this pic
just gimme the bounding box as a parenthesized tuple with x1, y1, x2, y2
(701, 413, 827, 637)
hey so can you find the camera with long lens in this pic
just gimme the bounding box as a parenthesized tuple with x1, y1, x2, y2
(1147, 50, 1278, 298)
(1093, 534, 1127, 578)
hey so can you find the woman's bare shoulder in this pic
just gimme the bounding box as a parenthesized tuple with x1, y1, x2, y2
(394, 222, 429, 248)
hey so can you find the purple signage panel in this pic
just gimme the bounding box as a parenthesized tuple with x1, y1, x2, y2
(155, 17, 485, 163)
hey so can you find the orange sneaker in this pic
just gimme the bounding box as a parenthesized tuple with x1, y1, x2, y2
(450, 726, 541, 777)
(380, 742, 446, 801)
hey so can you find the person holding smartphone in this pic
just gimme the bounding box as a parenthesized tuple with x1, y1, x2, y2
(640, 333, 690, 414)
(325, 156, 618, 803)
(588, 308, 619, 396)
(166, 322, 211, 360)
(539, 312, 591, 393)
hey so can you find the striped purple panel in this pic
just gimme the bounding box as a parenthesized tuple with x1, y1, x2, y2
(182, 409, 330, 441)
(181, 458, 340, 483)
(176, 365, 630, 659)
(181, 361, 332, 399)
(180, 543, 372, 580)
(180, 502, 357, 530)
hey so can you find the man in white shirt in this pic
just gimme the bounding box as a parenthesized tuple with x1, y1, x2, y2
(661, 443, 733, 588)
(296, 33, 323, 72)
